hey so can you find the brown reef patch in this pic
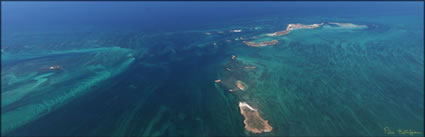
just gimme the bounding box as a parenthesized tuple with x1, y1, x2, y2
(236, 80, 247, 91)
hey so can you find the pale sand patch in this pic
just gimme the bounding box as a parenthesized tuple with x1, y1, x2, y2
(244, 66, 257, 69)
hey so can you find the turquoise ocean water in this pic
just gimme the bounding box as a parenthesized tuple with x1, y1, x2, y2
(1, 2, 424, 136)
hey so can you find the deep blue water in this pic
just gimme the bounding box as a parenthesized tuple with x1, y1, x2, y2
(2, 2, 423, 33)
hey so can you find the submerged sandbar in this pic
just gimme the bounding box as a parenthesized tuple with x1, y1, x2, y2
(328, 22, 368, 28)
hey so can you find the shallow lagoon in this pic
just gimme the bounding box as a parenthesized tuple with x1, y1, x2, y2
(1, 2, 424, 136)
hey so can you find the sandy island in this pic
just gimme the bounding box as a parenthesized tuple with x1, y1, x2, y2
(231, 29, 243, 33)
(49, 65, 61, 70)
(243, 40, 279, 47)
(239, 102, 273, 134)
(267, 23, 324, 37)
(286, 23, 324, 31)
(226, 80, 248, 92)
(232, 55, 237, 60)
